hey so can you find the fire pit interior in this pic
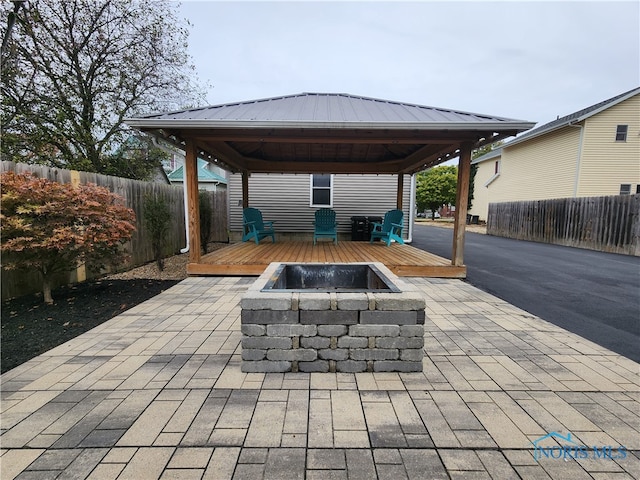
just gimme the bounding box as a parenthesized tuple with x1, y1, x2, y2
(262, 263, 401, 292)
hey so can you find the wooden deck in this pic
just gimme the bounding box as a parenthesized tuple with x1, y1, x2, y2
(187, 241, 466, 278)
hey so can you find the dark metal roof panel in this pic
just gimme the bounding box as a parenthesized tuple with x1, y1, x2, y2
(136, 92, 531, 126)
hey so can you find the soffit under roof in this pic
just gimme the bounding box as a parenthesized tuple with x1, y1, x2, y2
(126, 93, 535, 174)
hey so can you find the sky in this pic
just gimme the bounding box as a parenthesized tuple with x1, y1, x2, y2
(177, 0, 639, 132)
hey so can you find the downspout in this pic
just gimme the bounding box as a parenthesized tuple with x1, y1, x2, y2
(407, 174, 416, 243)
(569, 122, 585, 197)
(150, 136, 190, 253)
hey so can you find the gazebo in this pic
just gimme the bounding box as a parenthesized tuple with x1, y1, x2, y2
(126, 93, 534, 275)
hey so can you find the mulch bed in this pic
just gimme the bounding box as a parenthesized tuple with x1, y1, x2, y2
(1, 279, 179, 374)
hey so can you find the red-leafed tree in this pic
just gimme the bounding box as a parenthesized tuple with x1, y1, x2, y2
(1, 171, 136, 303)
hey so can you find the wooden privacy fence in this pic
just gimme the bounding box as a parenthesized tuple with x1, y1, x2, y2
(487, 195, 640, 256)
(1, 161, 228, 299)
(199, 190, 229, 246)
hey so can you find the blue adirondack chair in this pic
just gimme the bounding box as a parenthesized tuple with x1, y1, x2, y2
(370, 209, 405, 246)
(313, 208, 338, 245)
(242, 207, 276, 244)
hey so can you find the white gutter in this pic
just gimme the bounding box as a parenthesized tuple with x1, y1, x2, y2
(151, 136, 190, 253)
(125, 118, 536, 132)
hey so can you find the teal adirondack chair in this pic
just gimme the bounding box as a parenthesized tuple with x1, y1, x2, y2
(242, 207, 276, 244)
(370, 209, 405, 246)
(313, 208, 338, 245)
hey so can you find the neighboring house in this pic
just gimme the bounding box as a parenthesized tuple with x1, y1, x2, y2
(167, 158, 228, 192)
(116, 134, 171, 184)
(149, 166, 171, 184)
(469, 87, 640, 221)
(161, 151, 183, 175)
(227, 172, 414, 242)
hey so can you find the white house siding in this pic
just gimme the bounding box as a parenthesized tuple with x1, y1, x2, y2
(577, 95, 640, 196)
(228, 173, 411, 240)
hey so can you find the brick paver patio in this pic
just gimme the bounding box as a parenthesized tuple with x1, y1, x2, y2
(1, 277, 638, 479)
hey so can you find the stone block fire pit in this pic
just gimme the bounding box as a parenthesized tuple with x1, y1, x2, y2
(240, 262, 425, 373)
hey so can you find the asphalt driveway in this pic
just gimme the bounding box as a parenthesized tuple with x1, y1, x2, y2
(411, 224, 640, 362)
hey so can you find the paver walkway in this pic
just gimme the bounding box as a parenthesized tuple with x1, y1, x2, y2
(1, 277, 638, 479)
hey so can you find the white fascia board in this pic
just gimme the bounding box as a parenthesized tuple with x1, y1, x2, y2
(124, 119, 536, 131)
(471, 149, 502, 165)
(504, 122, 577, 148)
(573, 89, 640, 122)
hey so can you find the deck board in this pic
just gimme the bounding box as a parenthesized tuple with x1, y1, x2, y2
(188, 241, 466, 278)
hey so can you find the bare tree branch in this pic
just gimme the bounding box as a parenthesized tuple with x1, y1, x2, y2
(1, 0, 206, 178)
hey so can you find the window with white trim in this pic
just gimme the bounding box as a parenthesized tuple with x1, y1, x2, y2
(310, 174, 333, 206)
(620, 184, 631, 195)
(615, 125, 628, 142)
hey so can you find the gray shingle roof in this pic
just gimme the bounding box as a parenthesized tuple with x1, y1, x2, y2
(471, 148, 503, 165)
(131, 92, 533, 130)
(502, 87, 640, 147)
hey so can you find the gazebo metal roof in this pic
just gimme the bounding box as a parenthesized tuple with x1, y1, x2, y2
(126, 92, 535, 175)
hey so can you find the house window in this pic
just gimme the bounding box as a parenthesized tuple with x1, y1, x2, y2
(620, 184, 631, 195)
(484, 160, 501, 188)
(637, 185, 640, 194)
(615, 125, 628, 142)
(310, 174, 333, 206)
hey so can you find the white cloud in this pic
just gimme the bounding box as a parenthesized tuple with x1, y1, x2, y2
(180, 0, 639, 127)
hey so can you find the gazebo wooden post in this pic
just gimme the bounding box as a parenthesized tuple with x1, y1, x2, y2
(452, 142, 473, 266)
(185, 140, 201, 263)
(396, 174, 404, 209)
(242, 171, 249, 208)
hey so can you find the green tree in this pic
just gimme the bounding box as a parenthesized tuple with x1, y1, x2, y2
(1, 171, 136, 304)
(468, 163, 478, 210)
(101, 134, 171, 181)
(0, 0, 205, 179)
(416, 165, 458, 219)
(143, 193, 171, 271)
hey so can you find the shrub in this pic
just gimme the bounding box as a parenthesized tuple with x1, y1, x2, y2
(1, 171, 136, 303)
(199, 191, 213, 254)
(143, 193, 171, 271)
